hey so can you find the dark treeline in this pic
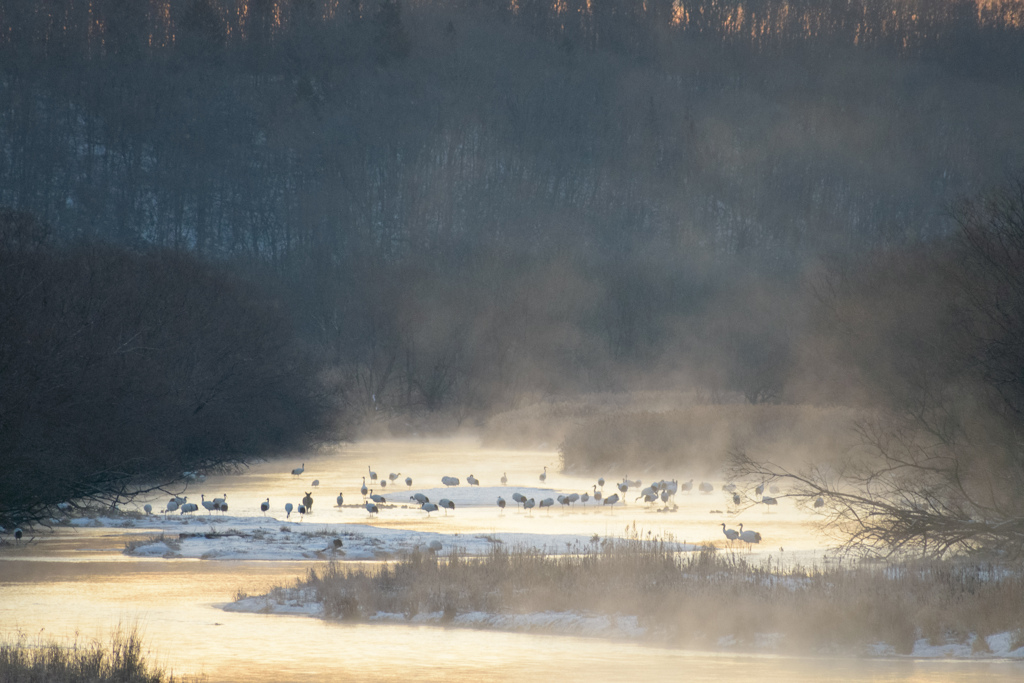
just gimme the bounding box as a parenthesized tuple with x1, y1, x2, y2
(2, 0, 1024, 505)
(0, 209, 331, 524)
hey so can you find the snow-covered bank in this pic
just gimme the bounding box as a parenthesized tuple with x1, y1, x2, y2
(111, 511, 696, 561)
(225, 589, 1024, 659)
(225, 593, 646, 639)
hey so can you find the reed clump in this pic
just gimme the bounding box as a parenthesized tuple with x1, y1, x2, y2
(0, 625, 196, 683)
(275, 535, 1024, 654)
(123, 534, 180, 553)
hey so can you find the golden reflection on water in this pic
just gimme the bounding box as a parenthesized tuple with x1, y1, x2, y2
(3, 440, 1024, 681)
(151, 437, 831, 564)
(4, 547, 1023, 682)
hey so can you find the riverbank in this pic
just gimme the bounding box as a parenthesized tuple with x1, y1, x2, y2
(229, 539, 1024, 659)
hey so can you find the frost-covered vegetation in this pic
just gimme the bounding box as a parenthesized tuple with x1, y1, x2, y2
(239, 535, 1024, 656)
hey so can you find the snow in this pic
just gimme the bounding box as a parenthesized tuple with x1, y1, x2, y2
(47, 485, 1024, 660)
(114, 512, 693, 562)
(85, 483, 698, 562)
(866, 634, 1024, 659)
(225, 595, 646, 639)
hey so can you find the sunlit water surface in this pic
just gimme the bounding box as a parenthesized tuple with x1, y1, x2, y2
(3, 438, 1022, 681)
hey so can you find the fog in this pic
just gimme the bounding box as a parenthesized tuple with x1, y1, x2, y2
(2, 8, 1024, 670)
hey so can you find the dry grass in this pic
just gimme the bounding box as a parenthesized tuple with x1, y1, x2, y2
(0, 625, 197, 683)
(271, 533, 1024, 654)
(122, 534, 180, 553)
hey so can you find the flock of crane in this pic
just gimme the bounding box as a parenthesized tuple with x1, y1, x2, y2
(140, 462, 811, 549)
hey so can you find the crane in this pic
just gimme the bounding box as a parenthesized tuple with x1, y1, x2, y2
(738, 524, 762, 544)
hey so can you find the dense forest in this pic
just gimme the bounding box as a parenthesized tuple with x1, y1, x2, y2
(2, 0, 1024, 528)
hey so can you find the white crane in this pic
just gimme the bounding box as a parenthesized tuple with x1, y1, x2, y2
(164, 500, 179, 515)
(441, 476, 460, 487)
(336, 492, 344, 507)
(500, 472, 508, 486)
(365, 502, 379, 516)
(201, 495, 217, 514)
(814, 496, 825, 508)
(732, 492, 742, 506)
(592, 485, 602, 503)
(539, 466, 547, 483)
(260, 498, 270, 515)
(405, 476, 413, 488)
(411, 492, 429, 504)
(511, 492, 525, 510)
(603, 493, 620, 509)
(439, 498, 455, 514)
(368, 466, 377, 482)
(311, 479, 320, 488)
(738, 523, 762, 545)
(369, 491, 386, 504)
(427, 540, 443, 553)
(143, 504, 152, 515)
(699, 482, 714, 494)
(379, 480, 387, 489)
(361, 477, 368, 497)
(720, 523, 739, 542)
(497, 496, 506, 513)
(523, 498, 536, 514)
(13, 528, 23, 543)
(291, 463, 305, 476)
(421, 502, 439, 516)
(637, 491, 658, 505)
(580, 491, 590, 505)
(597, 477, 605, 489)
(213, 494, 227, 509)
(285, 502, 293, 519)
(762, 496, 778, 511)
(680, 479, 694, 494)
(539, 497, 555, 513)
(467, 474, 480, 486)
(389, 472, 401, 483)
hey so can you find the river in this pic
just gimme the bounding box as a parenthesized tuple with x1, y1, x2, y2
(2, 438, 1022, 681)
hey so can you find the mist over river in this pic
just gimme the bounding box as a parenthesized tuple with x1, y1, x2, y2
(3, 439, 1023, 681)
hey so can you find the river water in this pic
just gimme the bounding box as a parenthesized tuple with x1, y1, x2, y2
(2, 438, 1022, 681)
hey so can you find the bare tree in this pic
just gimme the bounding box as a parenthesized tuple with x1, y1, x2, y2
(732, 181, 1024, 558)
